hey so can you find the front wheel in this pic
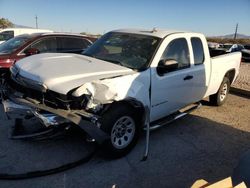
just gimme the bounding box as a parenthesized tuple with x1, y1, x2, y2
(209, 77, 230, 106)
(100, 104, 140, 158)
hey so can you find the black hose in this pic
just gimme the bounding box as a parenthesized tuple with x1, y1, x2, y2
(0, 145, 97, 180)
(0, 122, 97, 180)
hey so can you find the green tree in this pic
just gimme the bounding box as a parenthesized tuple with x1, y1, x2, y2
(0, 18, 14, 29)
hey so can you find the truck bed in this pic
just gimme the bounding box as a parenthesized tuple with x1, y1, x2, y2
(205, 52, 241, 97)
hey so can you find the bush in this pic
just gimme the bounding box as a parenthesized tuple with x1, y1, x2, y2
(207, 37, 250, 45)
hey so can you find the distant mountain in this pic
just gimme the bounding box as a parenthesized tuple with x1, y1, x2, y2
(13, 24, 33, 29)
(214, 33, 250, 39)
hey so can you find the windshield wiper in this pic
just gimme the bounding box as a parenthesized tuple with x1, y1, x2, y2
(83, 53, 96, 58)
(100, 58, 138, 71)
(98, 58, 123, 66)
(82, 55, 137, 70)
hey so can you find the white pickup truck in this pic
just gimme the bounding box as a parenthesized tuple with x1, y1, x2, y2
(2, 29, 241, 158)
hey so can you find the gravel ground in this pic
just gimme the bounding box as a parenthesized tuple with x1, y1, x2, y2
(0, 63, 249, 187)
(232, 62, 250, 91)
(0, 93, 249, 188)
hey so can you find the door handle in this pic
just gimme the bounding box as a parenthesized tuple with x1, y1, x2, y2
(183, 75, 193, 80)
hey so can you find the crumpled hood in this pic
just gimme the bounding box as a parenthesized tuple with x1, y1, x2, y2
(15, 53, 135, 94)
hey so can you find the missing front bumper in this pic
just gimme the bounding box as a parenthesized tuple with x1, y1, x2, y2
(2, 97, 109, 144)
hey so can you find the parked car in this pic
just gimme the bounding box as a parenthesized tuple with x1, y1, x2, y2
(0, 33, 96, 73)
(208, 42, 220, 49)
(209, 43, 244, 57)
(244, 45, 250, 49)
(0, 28, 53, 44)
(2, 29, 241, 158)
(242, 45, 250, 62)
(222, 43, 244, 53)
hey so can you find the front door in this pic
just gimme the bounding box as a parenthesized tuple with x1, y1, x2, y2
(150, 37, 195, 122)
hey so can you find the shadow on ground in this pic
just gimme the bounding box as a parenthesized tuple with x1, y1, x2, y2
(0, 119, 95, 175)
(0, 111, 250, 188)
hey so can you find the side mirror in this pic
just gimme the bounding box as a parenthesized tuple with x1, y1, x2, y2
(157, 59, 178, 75)
(24, 48, 40, 56)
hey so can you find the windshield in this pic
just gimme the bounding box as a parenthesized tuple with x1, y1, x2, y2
(83, 32, 161, 71)
(0, 35, 32, 54)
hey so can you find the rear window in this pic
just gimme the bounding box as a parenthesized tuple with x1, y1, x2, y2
(57, 37, 91, 53)
(191, 37, 204, 65)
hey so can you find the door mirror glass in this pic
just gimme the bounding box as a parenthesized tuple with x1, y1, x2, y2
(24, 48, 40, 56)
(157, 59, 178, 75)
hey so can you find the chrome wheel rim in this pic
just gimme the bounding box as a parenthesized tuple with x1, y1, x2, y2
(111, 116, 135, 149)
(220, 83, 228, 101)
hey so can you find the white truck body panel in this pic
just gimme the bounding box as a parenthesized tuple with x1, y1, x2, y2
(114, 28, 184, 38)
(205, 52, 241, 97)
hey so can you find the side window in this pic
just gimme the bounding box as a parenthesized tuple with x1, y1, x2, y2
(191, 37, 204, 65)
(57, 37, 91, 53)
(161, 38, 190, 71)
(30, 37, 57, 53)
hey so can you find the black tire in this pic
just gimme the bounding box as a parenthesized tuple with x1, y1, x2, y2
(100, 103, 140, 158)
(209, 77, 230, 106)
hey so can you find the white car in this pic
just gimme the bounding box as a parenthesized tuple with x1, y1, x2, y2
(2, 29, 241, 158)
(0, 28, 53, 44)
(222, 43, 244, 53)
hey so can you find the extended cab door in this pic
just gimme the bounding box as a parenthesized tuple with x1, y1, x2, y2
(150, 34, 207, 122)
(187, 36, 208, 103)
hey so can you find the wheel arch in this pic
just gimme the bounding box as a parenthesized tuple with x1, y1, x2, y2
(106, 98, 147, 127)
(224, 68, 236, 84)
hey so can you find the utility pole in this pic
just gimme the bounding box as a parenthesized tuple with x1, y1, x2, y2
(234, 23, 238, 40)
(35, 15, 38, 29)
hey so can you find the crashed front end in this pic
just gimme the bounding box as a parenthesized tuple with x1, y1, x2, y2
(1, 66, 111, 143)
(8, 64, 121, 113)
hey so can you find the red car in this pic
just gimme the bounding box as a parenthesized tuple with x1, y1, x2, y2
(0, 33, 97, 72)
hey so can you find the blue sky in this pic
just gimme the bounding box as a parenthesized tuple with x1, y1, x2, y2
(0, 0, 249, 36)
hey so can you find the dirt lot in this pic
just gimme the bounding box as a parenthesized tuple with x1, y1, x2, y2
(0, 93, 249, 188)
(0, 62, 249, 188)
(232, 62, 250, 91)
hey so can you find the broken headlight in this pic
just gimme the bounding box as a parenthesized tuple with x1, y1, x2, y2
(12, 73, 47, 92)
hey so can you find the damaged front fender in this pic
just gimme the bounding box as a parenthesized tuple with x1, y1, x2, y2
(72, 81, 117, 112)
(72, 81, 117, 103)
(71, 71, 150, 113)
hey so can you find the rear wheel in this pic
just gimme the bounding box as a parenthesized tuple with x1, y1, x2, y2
(100, 104, 140, 158)
(209, 77, 230, 106)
